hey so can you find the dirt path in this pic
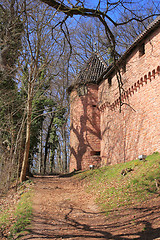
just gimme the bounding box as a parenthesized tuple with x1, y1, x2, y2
(21, 175, 160, 240)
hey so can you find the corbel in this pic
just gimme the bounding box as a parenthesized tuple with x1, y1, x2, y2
(152, 69, 155, 78)
(111, 102, 115, 109)
(139, 77, 143, 86)
(110, 104, 114, 111)
(131, 86, 135, 94)
(133, 83, 137, 91)
(148, 72, 151, 81)
(137, 80, 140, 88)
(115, 99, 118, 106)
(125, 90, 129, 98)
(143, 75, 147, 83)
(117, 97, 120, 104)
(156, 66, 160, 75)
(128, 88, 131, 96)
(123, 92, 127, 100)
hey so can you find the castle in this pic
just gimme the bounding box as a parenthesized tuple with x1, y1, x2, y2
(69, 17, 160, 172)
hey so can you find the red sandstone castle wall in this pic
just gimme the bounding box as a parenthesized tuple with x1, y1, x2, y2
(99, 27, 160, 165)
(70, 84, 101, 172)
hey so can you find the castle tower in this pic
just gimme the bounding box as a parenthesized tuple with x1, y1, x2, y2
(69, 53, 107, 171)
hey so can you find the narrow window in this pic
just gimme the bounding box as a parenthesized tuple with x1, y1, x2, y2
(108, 76, 112, 87)
(90, 151, 101, 156)
(139, 43, 145, 57)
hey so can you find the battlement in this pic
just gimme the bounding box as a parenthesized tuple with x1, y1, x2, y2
(69, 18, 160, 171)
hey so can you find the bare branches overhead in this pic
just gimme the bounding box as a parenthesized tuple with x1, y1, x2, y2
(40, 0, 160, 58)
(40, 0, 160, 26)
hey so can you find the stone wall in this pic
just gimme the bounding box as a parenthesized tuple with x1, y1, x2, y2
(98, 27, 160, 165)
(69, 84, 101, 172)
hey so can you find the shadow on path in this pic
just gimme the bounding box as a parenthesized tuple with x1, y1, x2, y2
(20, 176, 160, 240)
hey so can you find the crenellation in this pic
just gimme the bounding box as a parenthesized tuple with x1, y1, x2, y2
(69, 17, 160, 171)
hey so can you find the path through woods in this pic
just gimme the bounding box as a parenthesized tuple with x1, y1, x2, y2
(21, 175, 160, 240)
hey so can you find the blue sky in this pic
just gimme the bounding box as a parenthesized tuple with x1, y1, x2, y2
(64, 0, 160, 25)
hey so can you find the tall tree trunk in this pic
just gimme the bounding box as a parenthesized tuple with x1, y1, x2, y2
(20, 82, 32, 182)
(44, 115, 54, 174)
(49, 148, 55, 174)
(57, 141, 63, 173)
(62, 124, 68, 172)
(39, 126, 43, 174)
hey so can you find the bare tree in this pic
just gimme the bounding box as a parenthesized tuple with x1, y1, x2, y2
(19, 1, 65, 181)
(40, 0, 159, 48)
(1, 0, 159, 185)
(40, 0, 159, 112)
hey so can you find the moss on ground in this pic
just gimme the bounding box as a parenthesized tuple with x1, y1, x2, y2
(0, 180, 33, 239)
(75, 152, 160, 214)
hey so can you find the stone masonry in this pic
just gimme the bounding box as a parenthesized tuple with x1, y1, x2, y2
(69, 17, 160, 172)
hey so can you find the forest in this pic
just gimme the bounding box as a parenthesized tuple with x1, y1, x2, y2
(0, 0, 159, 192)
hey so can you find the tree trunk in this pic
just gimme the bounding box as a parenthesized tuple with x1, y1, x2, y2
(20, 83, 32, 182)
(39, 126, 43, 174)
(57, 141, 63, 173)
(49, 148, 55, 174)
(62, 124, 68, 172)
(44, 115, 54, 174)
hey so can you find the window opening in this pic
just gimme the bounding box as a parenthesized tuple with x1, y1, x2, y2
(90, 151, 101, 156)
(108, 77, 112, 87)
(139, 43, 145, 57)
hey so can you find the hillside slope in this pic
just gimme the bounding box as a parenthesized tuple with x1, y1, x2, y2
(0, 152, 160, 239)
(76, 152, 160, 213)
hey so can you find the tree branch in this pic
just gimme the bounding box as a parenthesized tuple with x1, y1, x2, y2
(40, 0, 118, 25)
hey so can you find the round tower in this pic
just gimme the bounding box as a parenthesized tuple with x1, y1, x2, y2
(69, 53, 107, 171)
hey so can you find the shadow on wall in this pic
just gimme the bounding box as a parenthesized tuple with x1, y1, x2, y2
(101, 104, 145, 165)
(70, 89, 100, 171)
